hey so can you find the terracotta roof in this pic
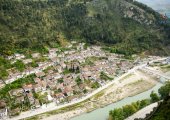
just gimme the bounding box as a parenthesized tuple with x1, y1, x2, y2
(23, 84, 33, 90)
(55, 93, 64, 98)
(0, 100, 6, 109)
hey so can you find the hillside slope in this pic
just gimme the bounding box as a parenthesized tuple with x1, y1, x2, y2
(0, 0, 169, 56)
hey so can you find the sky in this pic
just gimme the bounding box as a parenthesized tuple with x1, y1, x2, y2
(136, 0, 170, 17)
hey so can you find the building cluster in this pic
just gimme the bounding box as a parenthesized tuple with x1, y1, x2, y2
(0, 42, 135, 118)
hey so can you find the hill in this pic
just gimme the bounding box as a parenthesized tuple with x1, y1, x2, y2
(149, 96, 170, 120)
(0, 0, 170, 56)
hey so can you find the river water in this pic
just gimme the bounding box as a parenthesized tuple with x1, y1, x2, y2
(71, 71, 170, 120)
(71, 83, 163, 120)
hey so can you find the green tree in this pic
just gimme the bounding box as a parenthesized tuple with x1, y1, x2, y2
(76, 76, 82, 85)
(150, 91, 160, 103)
(109, 108, 124, 120)
(158, 81, 170, 99)
(12, 60, 25, 72)
(122, 105, 137, 118)
(91, 82, 100, 89)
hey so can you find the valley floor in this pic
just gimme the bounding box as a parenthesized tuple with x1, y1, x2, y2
(42, 70, 159, 120)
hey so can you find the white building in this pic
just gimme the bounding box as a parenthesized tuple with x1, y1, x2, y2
(0, 108, 8, 118)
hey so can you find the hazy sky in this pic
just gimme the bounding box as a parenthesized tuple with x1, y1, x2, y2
(136, 0, 170, 16)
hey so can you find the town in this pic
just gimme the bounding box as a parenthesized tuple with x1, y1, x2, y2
(0, 42, 169, 119)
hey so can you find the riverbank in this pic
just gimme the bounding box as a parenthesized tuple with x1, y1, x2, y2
(43, 70, 159, 120)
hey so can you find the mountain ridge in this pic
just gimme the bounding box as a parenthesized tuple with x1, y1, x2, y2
(0, 0, 170, 56)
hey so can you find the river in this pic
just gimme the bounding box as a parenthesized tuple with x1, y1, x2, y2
(71, 71, 170, 120)
(71, 83, 163, 120)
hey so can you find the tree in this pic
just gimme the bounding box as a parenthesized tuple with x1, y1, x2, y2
(159, 81, 170, 99)
(91, 82, 100, 89)
(122, 105, 137, 118)
(139, 99, 150, 109)
(150, 91, 160, 103)
(110, 108, 124, 120)
(12, 60, 25, 72)
(76, 76, 82, 85)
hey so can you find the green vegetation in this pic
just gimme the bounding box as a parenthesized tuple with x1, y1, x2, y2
(12, 60, 26, 72)
(0, 57, 11, 79)
(91, 81, 100, 89)
(150, 91, 160, 103)
(29, 61, 39, 68)
(33, 92, 48, 105)
(109, 81, 170, 120)
(109, 99, 150, 120)
(0, 74, 35, 99)
(149, 97, 170, 120)
(149, 82, 170, 120)
(100, 71, 113, 81)
(0, 0, 169, 57)
(75, 76, 83, 85)
(158, 81, 170, 99)
(0, 74, 35, 112)
(63, 68, 73, 75)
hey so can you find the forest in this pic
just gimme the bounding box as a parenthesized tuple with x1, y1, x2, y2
(0, 0, 170, 57)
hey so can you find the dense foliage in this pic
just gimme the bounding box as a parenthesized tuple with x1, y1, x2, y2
(150, 97, 170, 120)
(150, 82, 170, 120)
(109, 99, 150, 120)
(159, 81, 170, 99)
(0, 0, 170, 57)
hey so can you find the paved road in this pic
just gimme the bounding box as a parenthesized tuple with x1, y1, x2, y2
(126, 102, 158, 120)
(8, 58, 167, 120)
(142, 67, 170, 80)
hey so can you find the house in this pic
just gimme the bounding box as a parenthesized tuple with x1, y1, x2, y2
(0, 100, 6, 109)
(0, 80, 5, 89)
(49, 48, 58, 54)
(60, 62, 66, 69)
(16, 96, 25, 104)
(23, 84, 33, 92)
(47, 94, 53, 101)
(7, 55, 15, 60)
(26, 92, 34, 105)
(34, 99, 40, 108)
(34, 78, 47, 91)
(49, 48, 58, 58)
(54, 65, 62, 73)
(63, 86, 73, 96)
(68, 95, 78, 101)
(35, 72, 45, 78)
(48, 70, 54, 74)
(48, 81, 57, 90)
(54, 93, 65, 102)
(0, 108, 8, 118)
(166, 57, 170, 64)
(32, 53, 40, 58)
(53, 73, 62, 80)
(14, 53, 25, 60)
(9, 88, 24, 97)
(71, 41, 77, 44)
(51, 57, 59, 63)
(34, 78, 41, 83)
(79, 83, 86, 90)
(9, 108, 20, 116)
(22, 59, 33, 64)
(0, 101, 7, 118)
(56, 83, 64, 90)
(33, 84, 42, 93)
(41, 81, 47, 91)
